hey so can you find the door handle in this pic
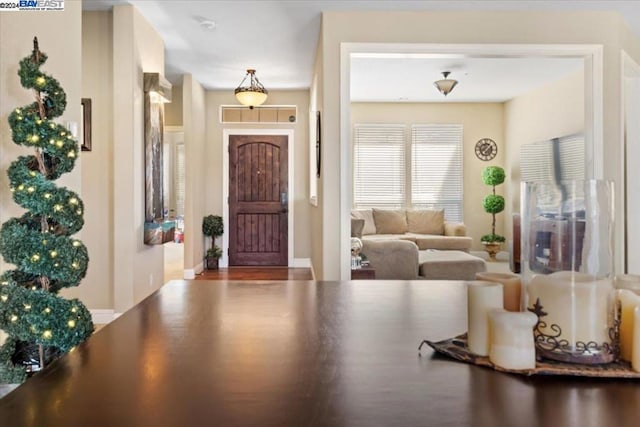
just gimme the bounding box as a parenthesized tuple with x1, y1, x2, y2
(280, 192, 288, 214)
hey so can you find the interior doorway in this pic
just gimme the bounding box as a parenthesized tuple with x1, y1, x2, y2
(339, 43, 604, 280)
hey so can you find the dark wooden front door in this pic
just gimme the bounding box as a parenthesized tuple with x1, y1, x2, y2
(229, 135, 288, 266)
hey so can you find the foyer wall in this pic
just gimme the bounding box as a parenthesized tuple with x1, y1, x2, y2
(112, 4, 165, 312)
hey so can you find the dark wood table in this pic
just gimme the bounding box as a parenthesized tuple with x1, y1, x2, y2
(1, 280, 639, 426)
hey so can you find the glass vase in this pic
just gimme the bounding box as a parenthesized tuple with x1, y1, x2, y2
(521, 180, 616, 364)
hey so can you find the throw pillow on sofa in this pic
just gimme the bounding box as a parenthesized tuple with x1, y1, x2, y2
(351, 219, 365, 238)
(351, 209, 376, 235)
(372, 208, 408, 234)
(407, 209, 445, 235)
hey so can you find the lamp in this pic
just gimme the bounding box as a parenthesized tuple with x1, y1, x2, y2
(434, 71, 458, 96)
(235, 69, 268, 108)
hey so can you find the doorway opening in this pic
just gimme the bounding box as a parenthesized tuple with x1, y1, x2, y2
(163, 127, 185, 281)
(340, 43, 604, 280)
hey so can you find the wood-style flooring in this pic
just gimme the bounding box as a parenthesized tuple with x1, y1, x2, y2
(196, 267, 313, 280)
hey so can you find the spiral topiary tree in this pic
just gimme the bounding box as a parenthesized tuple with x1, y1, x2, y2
(0, 38, 93, 383)
(480, 166, 506, 244)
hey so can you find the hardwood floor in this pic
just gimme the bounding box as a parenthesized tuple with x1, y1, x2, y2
(196, 267, 313, 280)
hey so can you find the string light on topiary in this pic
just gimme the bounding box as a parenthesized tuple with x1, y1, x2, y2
(67, 320, 75, 328)
(35, 76, 46, 86)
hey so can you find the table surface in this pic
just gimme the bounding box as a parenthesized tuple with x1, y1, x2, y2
(1, 280, 639, 426)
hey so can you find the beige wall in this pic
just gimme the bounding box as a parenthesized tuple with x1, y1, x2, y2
(351, 102, 505, 251)
(319, 10, 640, 279)
(64, 11, 115, 309)
(204, 90, 312, 265)
(165, 84, 183, 127)
(310, 29, 324, 279)
(112, 4, 166, 311)
(183, 75, 206, 272)
(504, 70, 585, 243)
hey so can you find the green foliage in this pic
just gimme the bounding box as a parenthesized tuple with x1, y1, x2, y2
(0, 39, 93, 383)
(206, 246, 223, 259)
(482, 194, 505, 214)
(481, 234, 506, 243)
(481, 166, 505, 186)
(202, 215, 223, 238)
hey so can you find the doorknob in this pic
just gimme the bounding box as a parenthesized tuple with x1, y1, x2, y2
(280, 192, 288, 214)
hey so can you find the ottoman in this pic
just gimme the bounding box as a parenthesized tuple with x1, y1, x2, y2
(419, 250, 487, 280)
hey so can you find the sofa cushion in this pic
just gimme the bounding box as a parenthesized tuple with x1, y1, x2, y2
(362, 234, 417, 244)
(351, 209, 376, 235)
(351, 219, 365, 239)
(409, 234, 473, 251)
(418, 250, 486, 280)
(361, 239, 419, 280)
(444, 222, 467, 236)
(372, 208, 407, 234)
(407, 209, 444, 235)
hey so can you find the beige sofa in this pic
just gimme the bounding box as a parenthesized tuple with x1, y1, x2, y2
(352, 208, 483, 280)
(351, 208, 472, 251)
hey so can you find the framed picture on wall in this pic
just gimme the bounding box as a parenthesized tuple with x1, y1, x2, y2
(81, 98, 92, 151)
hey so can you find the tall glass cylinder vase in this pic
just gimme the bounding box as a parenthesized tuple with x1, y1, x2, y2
(521, 180, 616, 364)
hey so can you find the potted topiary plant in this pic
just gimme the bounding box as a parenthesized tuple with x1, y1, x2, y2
(202, 215, 224, 270)
(480, 166, 506, 261)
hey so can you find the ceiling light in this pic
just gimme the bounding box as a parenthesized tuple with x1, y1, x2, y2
(235, 69, 268, 108)
(434, 71, 458, 96)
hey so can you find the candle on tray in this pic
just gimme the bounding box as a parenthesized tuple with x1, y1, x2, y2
(633, 307, 640, 372)
(467, 281, 503, 356)
(618, 289, 640, 362)
(475, 272, 522, 312)
(489, 309, 538, 370)
(527, 271, 612, 350)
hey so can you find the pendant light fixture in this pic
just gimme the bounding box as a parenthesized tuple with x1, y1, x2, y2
(235, 69, 268, 108)
(434, 71, 458, 96)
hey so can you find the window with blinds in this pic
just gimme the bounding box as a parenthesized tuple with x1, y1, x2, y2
(353, 124, 406, 209)
(411, 124, 464, 222)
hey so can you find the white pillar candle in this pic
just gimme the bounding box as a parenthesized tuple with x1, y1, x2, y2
(527, 271, 612, 349)
(467, 281, 503, 356)
(618, 289, 640, 362)
(633, 307, 640, 372)
(489, 309, 538, 370)
(475, 272, 522, 312)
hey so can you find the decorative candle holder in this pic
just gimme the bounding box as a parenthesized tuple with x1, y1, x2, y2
(522, 180, 617, 364)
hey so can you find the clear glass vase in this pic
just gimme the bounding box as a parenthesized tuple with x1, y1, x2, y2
(521, 180, 616, 364)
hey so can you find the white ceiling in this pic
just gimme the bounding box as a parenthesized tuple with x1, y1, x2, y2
(83, 1, 640, 101)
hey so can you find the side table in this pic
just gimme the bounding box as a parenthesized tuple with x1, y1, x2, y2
(351, 266, 376, 280)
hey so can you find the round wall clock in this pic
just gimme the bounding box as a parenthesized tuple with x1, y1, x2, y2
(475, 138, 497, 161)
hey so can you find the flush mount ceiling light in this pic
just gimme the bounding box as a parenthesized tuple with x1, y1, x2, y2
(235, 69, 268, 108)
(434, 71, 458, 96)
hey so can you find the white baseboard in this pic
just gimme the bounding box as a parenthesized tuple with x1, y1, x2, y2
(90, 309, 116, 325)
(184, 261, 203, 279)
(291, 258, 311, 268)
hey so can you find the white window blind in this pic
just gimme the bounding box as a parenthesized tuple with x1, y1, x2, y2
(411, 124, 463, 222)
(353, 124, 406, 209)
